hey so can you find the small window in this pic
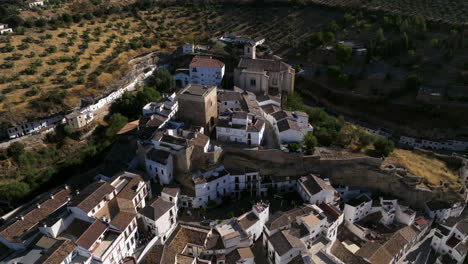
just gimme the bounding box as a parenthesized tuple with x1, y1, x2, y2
(250, 79, 256, 87)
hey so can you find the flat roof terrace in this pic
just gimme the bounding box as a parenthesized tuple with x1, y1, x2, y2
(179, 84, 215, 97)
(92, 231, 119, 258)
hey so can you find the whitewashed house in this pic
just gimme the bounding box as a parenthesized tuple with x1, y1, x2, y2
(66, 110, 94, 130)
(264, 204, 343, 264)
(173, 56, 225, 87)
(217, 91, 244, 113)
(145, 148, 173, 185)
(192, 166, 232, 208)
(182, 43, 195, 54)
(7, 115, 64, 139)
(216, 111, 265, 146)
(36, 172, 148, 264)
(424, 201, 466, 221)
(343, 193, 373, 223)
(276, 119, 304, 143)
(297, 175, 339, 206)
(431, 218, 467, 264)
(0, 24, 13, 35)
(267, 110, 313, 144)
(29, 0, 45, 8)
(138, 188, 179, 244)
(237, 202, 269, 243)
(142, 93, 178, 118)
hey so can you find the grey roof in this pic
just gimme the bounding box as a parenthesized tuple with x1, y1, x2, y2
(300, 175, 336, 196)
(247, 119, 265, 132)
(232, 111, 248, 119)
(146, 149, 171, 164)
(179, 84, 216, 97)
(265, 206, 314, 231)
(139, 197, 174, 221)
(277, 119, 300, 132)
(330, 241, 368, 264)
(271, 111, 291, 121)
(238, 211, 259, 230)
(237, 58, 291, 73)
(257, 94, 281, 103)
(455, 220, 468, 236)
(261, 104, 281, 115)
(218, 91, 243, 102)
(269, 229, 304, 256)
(162, 187, 180, 197)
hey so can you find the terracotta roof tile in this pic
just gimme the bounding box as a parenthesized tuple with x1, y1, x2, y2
(190, 56, 224, 68)
(69, 181, 114, 213)
(76, 220, 107, 249)
(35, 239, 76, 264)
(0, 187, 72, 243)
(162, 187, 180, 197)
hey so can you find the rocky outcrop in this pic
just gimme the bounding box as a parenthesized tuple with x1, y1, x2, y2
(221, 149, 465, 209)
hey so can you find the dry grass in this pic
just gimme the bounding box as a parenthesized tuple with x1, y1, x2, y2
(384, 149, 461, 189)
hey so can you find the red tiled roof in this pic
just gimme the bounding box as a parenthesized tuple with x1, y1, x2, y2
(35, 239, 76, 264)
(190, 56, 224, 68)
(0, 187, 72, 243)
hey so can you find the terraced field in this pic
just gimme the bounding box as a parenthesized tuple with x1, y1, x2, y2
(0, 14, 156, 122)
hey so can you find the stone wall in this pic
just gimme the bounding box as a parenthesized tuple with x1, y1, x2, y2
(220, 149, 465, 209)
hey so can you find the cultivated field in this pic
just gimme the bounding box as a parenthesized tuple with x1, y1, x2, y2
(0, 14, 155, 123)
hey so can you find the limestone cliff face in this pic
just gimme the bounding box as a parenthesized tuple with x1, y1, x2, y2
(221, 149, 464, 209)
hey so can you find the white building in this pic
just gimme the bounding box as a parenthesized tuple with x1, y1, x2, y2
(0, 186, 73, 250)
(264, 204, 344, 264)
(145, 148, 173, 185)
(432, 218, 467, 264)
(0, 24, 13, 35)
(182, 43, 195, 54)
(138, 188, 179, 244)
(66, 110, 94, 130)
(395, 202, 416, 226)
(173, 56, 225, 87)
(399, 136, 468, 152)
(276, 119, 304, 144)
(343, 194, 373, 223)
(216, 111, 265, 146)
(424, 201, 466, 221)
(28, 0, 45, 7)
(36, 172, 148, 264)
(7, 115, 64, 139)
(268, 110, 313, 144)
(217, 91, 245, 113)
(192, 166, 232, 208)
(297, 175, 339, 206)
(237, 202, 269, 243)
(142, 93, 178, 118)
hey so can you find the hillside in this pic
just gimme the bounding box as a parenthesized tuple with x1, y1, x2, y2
(0, 1, 466, 131)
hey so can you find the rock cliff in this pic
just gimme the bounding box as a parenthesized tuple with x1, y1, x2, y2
(221, 149, 465, 209)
